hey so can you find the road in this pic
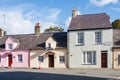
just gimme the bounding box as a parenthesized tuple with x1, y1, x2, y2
(0, 68, 117, 80)
(0, 71, 109, 80)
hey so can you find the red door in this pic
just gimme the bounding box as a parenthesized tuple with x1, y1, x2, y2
(8, 55, 12, 67)
(101, 51, 107, 68)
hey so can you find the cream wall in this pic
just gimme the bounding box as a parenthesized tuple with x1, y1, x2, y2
(30, 49, 67, 68)
(46, 37, 56, 49)
(113, 48, 120, 69)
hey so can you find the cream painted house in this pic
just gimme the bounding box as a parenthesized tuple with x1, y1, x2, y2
(30, 23, 67, 68)
(30, 49, 67, 68)
(113, 29, 120, 69)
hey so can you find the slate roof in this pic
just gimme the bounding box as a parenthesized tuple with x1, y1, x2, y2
(0, 32, 67, 50)
(68, 13, 112, 30)
(113, 29, 120, 48)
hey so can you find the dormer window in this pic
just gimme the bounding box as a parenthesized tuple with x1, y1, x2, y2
(48, 43, 51, 48)
(47, 43, 53, 50)
(8, 44, 13, 49)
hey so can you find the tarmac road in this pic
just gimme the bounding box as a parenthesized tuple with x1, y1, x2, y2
(0, 71, 109, 80)
(0, 68, 117, 80)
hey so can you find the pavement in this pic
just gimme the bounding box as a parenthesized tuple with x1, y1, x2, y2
(0, 68, 120, 80)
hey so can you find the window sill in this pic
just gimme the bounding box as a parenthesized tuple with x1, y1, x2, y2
(82, 63, 96, 65)
(38, 61, 43, 63)
(94, 43, 102, 45)
(16, 61, 23, 63)
(59, 61, 65, 63)
(76, 44, 85, 46)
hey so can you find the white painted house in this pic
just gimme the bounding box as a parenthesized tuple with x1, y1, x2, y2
(68, 8, 113, 68)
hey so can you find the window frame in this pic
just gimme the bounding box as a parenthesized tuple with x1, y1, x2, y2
(0, 55, 1, 62)
(118, 55, 120, 65)
(59, 56, 65, 63)
(82, 51, 96, 64)
(38, 56, 44, 62)
(77, 32, 84, 45)
(95, 31, 102, 44)
(17, 55, 23, 62)
(48, 43, 51, 49)
(8, 44, 13, 50)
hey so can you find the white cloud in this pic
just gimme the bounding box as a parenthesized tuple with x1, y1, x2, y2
(0, 11, 33, 35)
(112, 7, 120, 12)
(90, 0, 119, 7)
(0, 5, 61, 35)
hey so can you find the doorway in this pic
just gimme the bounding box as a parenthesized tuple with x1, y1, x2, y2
(48, 55, 54, 67)
(101, 51, 107, 68)
(8, 54, 12, 67)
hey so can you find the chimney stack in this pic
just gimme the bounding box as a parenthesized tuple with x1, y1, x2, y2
(35, 22, 40, 36)
(72, 7, 77, 18)
(0, 28, 6, 37)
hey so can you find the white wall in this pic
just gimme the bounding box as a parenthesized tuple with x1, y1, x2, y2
(68, 29, 113, 68)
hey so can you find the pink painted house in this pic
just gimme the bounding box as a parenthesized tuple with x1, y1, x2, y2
(0, 36, 30, 68)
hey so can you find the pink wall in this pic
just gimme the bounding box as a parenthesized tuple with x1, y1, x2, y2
(5, 37, 18, 50)
(0, 50, 29, 68)
(0, 37, 29, 68)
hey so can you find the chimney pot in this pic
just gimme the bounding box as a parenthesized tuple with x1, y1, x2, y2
(35, 22, 40, 28)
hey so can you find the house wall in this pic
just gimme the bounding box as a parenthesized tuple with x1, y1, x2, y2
(113, 48, 120, 69)
(68, 29, 113, 68)
(30, 49, 67, 68)
(0, 50, 29, 68)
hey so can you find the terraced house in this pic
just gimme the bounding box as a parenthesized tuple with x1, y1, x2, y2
(67, 8, 120, 69)
(0, 23, 67, 68)
(68, 8, 113, 68)
(1, 8, 120, 69)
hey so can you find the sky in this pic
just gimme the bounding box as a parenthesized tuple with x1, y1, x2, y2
(0, 0, 120, 35)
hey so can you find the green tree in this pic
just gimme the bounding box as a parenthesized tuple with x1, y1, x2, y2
(112, 19, 120, 28)
(44, 26, 64, 33)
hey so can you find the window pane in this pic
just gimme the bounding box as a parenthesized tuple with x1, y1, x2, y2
(18, 55, 22, 62)
(48, 43, 51, 48)
(0, 55, 1, 62)
(95, 32, 102, 44)
(87, 52, 92, 63)
(77, 33, 84, 44)
(59, 56, 65, 62)
(38, 56, 44, 62)
(8, 44, 12, 49)
(93, 51, 96, 63)
(83, 52, 86, 63)
(118, 55, 120, 64)
(83, 51, 96, 64)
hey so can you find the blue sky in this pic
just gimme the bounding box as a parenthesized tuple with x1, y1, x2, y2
(0, 0, 120, 34)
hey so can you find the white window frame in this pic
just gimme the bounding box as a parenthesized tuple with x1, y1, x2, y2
(59, 56, 65, 63)
(17, 55, 23, 62)
(77, 32, 84, 45)
(8, 44, 13, 49)
(82, 51, 96, 64)
(95, 31, 102, 44)
(38, 56, 44, 62)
